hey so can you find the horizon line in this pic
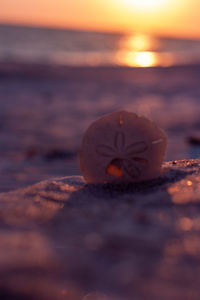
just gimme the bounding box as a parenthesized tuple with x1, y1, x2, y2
(1, 20, 200, 41)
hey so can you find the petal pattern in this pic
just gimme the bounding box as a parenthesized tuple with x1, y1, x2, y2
(96, 133, 148, 180)
(96, 145, 115, 157)
(125, 141, 148, 155)
(114, 132, 125, 151)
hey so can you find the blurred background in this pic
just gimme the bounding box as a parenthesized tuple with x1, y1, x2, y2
(1, 0, 200, 192)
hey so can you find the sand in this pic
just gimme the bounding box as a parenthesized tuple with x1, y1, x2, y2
(1, 62, 200, 192)
(1, 62, 200, 299)
(0, 159, 200, 299)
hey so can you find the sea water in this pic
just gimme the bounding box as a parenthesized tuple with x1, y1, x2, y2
(1, 23, 200, 67)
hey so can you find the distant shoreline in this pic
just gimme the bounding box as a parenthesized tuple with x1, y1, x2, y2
(1, 21, 200, 41)
(0, 21, 125, 36)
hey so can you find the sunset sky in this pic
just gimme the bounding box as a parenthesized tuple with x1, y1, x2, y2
(0, 0, 200, 38)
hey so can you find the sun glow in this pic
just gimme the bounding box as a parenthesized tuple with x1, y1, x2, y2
(116, 33, 175, 67)
(134, 52, 157, 67)
(122, 0, 170, 11)
(128, 51, 157, 67)
(117, 50, 158, 67)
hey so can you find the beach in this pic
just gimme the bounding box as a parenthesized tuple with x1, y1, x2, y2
(1, 159, 200, 300)
(1, 23, 200, 300)
(0, 62, 200, 192)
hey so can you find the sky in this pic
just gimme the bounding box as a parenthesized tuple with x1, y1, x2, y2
(0, 0, 200, 38)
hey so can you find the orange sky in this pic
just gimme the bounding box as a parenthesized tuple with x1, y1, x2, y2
(0, 0, 200, 38)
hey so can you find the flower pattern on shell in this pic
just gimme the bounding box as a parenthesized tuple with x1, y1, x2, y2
(96, 131, 149, 179)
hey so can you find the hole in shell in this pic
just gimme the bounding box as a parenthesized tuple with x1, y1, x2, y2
(106, 158, 123, 177)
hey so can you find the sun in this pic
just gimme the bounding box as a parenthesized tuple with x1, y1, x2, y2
(120, 51, 158, 67)
(121, 0, 169, 11)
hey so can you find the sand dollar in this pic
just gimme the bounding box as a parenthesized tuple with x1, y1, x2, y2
(79, 111, 167, 183)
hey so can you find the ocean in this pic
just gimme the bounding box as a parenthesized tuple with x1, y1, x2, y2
(1, 23, 200, 67)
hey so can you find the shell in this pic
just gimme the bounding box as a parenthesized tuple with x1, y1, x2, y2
(79, 111, 167, 183)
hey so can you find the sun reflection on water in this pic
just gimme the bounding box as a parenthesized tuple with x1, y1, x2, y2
(120, 34, 156, 51)
(123, 51, 157, 67)
(53, 33, 175, 67)
(117, 33, 173, 67)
